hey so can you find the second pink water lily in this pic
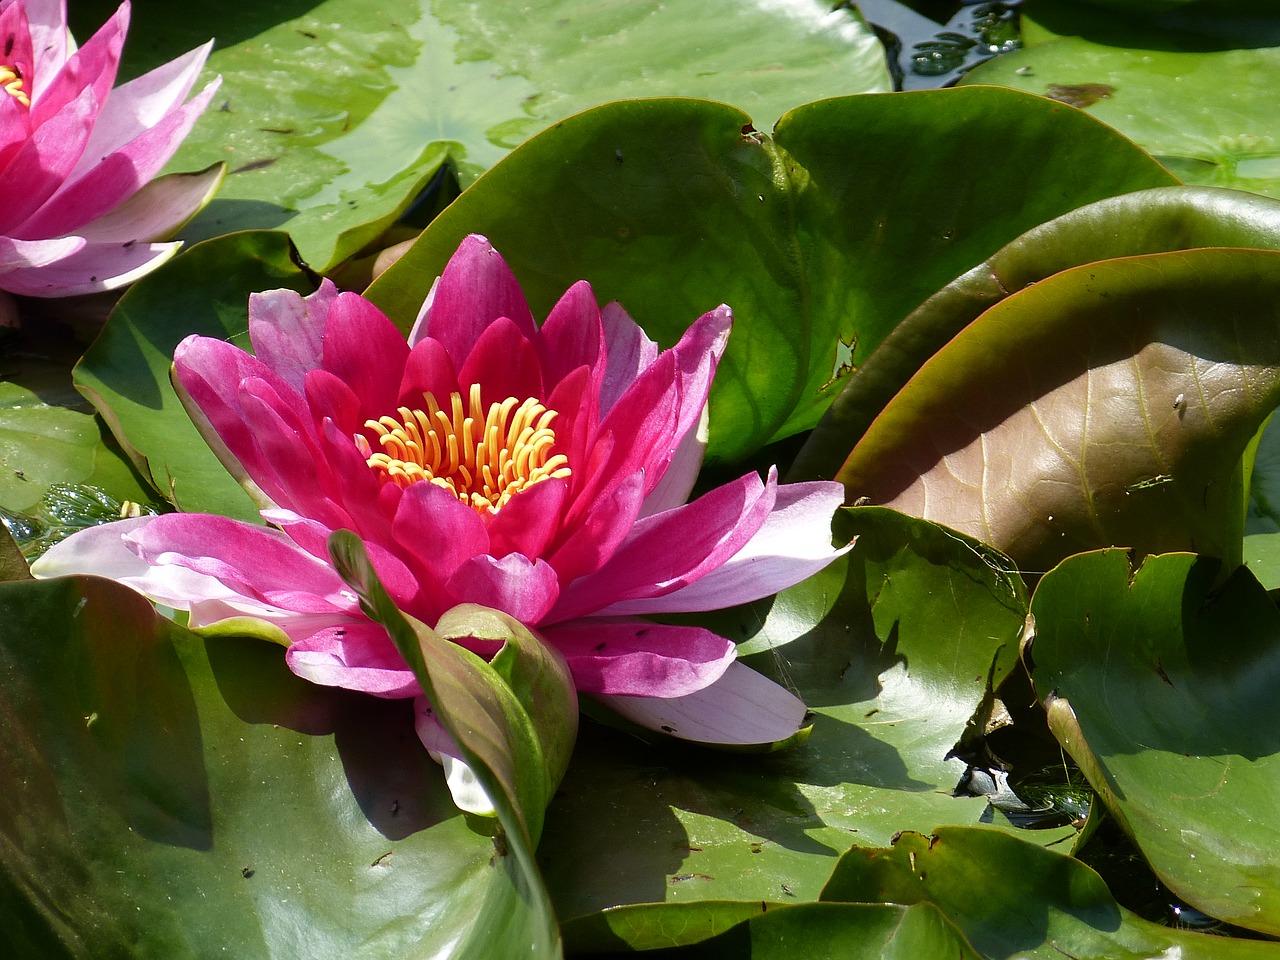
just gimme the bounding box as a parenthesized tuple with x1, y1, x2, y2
(36, 236, 846, 746)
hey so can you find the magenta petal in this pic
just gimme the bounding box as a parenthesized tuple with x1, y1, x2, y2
(0, 85, 98, 232)
(28, 1, 124, 128)
(545, 469, 644, 585)
(456, 315, 544, 405)
(541, 618, 735, 697)
(126, 513, 358, 614)
(594, 661, 807, 745)
(320, 292, 409, 415)
(249, 281, 339, 393)
(444, 553, 560, 624)
(286, 622, 419, 698)
(552, 468, 775, 621)
(397, 335, 460, 409)
(391, 482, 491, 611)
(420, 235, 537, 367)
(603, 479, 847, 615)
(486, 476, 569, 560)
(537, 280, 605, 389)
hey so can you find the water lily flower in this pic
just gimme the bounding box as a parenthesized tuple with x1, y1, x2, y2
(0, 0, 222, 298)
(35, 236, 847, 762)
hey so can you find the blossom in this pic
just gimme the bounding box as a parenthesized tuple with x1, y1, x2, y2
(35, 236, 846, 755)
(0, 0, 221, 297)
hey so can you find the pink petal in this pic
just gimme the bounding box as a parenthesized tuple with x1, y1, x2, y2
(391, 481, 491, 613)
(637, 402, 707, 519)
(486, 474, 570, 560)
(70, 39, 213, 180)
(0, 235, 85, 272)
(456, 315, 544, 407)
(321, 291, 410, 416)
(600, 479, 848, 616)
(250, 281, 340, 394)
(598, 301, 658, 414)
(537, 280, 605, 389)
(397, 335, 460, 410)
(0, 83, 97, 232)
(419, 235, 537, 367)
(19, 76, 221, 238)
(552, 468, 776, 622)
(540, 618, 735, 697)
(286, 622, 420, 698)
(444, 553, 561, 624)
(15, 0, 58, 102)
(29, 515, 240, 610)
(72, 163, 224, 242)
(545, 468, 644, 584)
(125, 513, 358, 614)
(28, 1, 123, 129)
(0, 237, 179, 296)
(594, 661, 808, 745)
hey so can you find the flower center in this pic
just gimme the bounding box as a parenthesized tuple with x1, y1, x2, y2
(0, 66, 30, 108)
(360, 383, 571, 515)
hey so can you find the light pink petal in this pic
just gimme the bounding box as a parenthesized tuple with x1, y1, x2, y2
(0, 237, 179, 296)
(262, 507, 423, 610)
(419, 235, 537, 367)
(28, 1, 123, 129)
(70, 39, 213, 180)
(638, 402, 707, 519)
(541, 618, 735, 697)
(321, 291, 410, 416)
(599, 301, 659, 414)
(444, 553, 560, 624)
(249, 281, 340, 394)
(406, 276, 439, 348)
(0, 235, 84, 272)
(29, 515, 240, 610)
(595, 661, 808, 745)
(286, 622, 420, 698)
(414, 699, 496, 815)
(18, 0, 63, 102)
(18, 76, 221, 238)
(71, 163, 223, 242)
(552, 468, 776, 621)
(600, 479, 848, 616)
(125, 513, 359, 614)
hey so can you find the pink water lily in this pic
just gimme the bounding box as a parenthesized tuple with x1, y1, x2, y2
(36, 236, 846, 759)
(0, 0, 221, 298)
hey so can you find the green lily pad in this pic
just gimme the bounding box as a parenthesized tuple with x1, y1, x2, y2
(838, 248, 1280, 575)
(370, 88, 1175, 462)
(0, 574, 559, 958)
(72, 231, 316, 522)
(1028, 549, 1280, 935)
(794, 185, 1280, 482)
(962, 1, 1280, 199)
(819, 827, 1280, 958)
(545, 507, 1071, 948)
(74, 0, 891, 272)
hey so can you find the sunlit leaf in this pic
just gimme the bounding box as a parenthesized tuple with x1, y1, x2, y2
(838, 248, 1280, 574)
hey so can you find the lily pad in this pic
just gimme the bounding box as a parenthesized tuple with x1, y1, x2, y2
(962, 1, 1280, 199)
(794, 185, 1280, 482)
(1028, 550, 1280, 935)
(546, 507, 1069, 947)
(0, 574, 559, 958)
(72, 231, 316, 522)
(837, 248, 1280, 575)
(75, 0, 891, 272)
(371, 89, 1175, 462)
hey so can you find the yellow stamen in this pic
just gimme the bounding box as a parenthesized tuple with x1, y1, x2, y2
(362, 383, 571, 515)
(0, 66, 30, 108)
